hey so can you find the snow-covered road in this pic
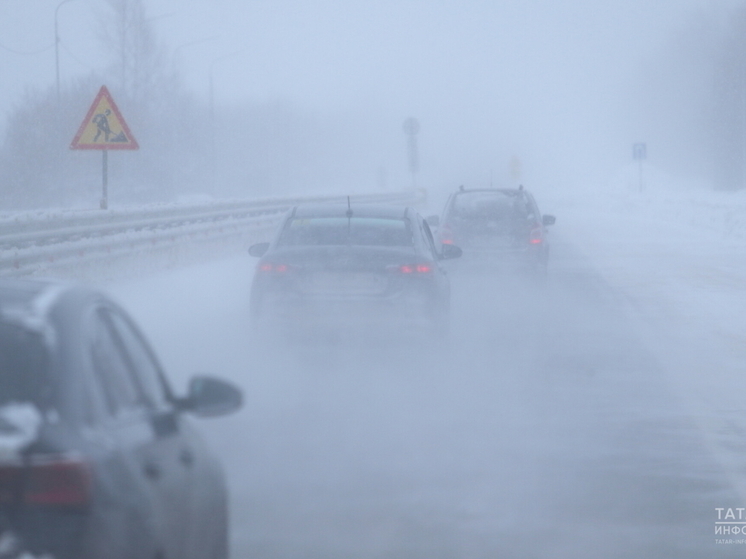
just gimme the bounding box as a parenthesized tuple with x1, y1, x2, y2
(556, 183, 746, 507)
(101, 184, 746, 557)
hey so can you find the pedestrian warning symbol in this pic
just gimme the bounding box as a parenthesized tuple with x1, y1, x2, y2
(70, 86, 138, 150)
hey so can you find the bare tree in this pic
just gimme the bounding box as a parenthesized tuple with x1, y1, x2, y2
(711, 6, 746, 190)
(97, 0, 172, 105)
(635, 5, 746, 191)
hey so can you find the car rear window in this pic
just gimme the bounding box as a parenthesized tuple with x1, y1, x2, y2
(450, 193, 529, 221)
(0, 321, 50, 408)
(278, 217, 414, 247)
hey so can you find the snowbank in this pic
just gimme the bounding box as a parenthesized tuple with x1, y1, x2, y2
(550, 163, 746, 240)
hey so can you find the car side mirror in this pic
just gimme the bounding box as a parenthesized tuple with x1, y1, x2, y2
(248, 242, 270, 257)
(440, 243, 462, 260)
(426, 215, 440, 227)
(180, 376, 243, 418)
(542, 215, 556, 226)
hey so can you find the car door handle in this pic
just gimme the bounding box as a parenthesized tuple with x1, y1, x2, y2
(143, 461, 161, 481)
(179, 448, 194, 467)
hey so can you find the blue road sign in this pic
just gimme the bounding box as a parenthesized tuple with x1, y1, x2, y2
(633, 143, 647, 160)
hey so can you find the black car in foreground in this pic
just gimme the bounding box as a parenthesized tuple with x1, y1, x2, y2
(0, 278, 242, 559)
(429, 186, 556, 274)
(248, 203, 462, 338)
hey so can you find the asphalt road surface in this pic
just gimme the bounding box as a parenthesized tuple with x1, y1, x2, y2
(109, 232, 742, 559)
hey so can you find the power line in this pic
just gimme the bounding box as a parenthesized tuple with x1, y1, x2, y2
(59, 39, 96, 71)
(0, 41, 53, 55)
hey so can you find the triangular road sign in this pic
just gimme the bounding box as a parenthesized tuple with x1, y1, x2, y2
(70, 86, 139, 150)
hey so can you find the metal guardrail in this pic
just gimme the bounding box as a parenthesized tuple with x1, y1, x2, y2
(0, 190, 426, 275)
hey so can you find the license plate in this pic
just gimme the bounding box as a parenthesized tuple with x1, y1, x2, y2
(468, 234, 513, 248)
(305, 272, 384, 295)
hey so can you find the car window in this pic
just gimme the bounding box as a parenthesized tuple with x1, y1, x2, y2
(105, 309, 170, 410)
(89, 309, 145, 416)
(278, 217, 414, 247)
(450, 192, 529, 222)
(420, 218, 438, 257)
(0, 321, 51, 408)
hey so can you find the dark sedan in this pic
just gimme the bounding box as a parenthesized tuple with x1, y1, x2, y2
(429, 186, 556, 274)
(248, 204, 462, 338)
(0, 278, 242, 559)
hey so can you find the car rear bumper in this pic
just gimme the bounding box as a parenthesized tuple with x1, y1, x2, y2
(0, 503, 158, 559)
(251, 289, 446, 335)
(0, 513, 87, 559)
(444, 245, 547, 273)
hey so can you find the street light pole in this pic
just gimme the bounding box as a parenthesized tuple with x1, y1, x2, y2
(55, 0, 75, 102)
(208, 50, 243, 175)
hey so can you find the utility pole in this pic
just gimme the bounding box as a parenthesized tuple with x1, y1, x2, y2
(55, 0, 76, 102)
(742, 60, 746, 189)
(209, 51, 244, 176)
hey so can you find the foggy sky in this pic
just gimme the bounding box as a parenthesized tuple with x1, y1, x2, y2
(0, 0, 737, 192)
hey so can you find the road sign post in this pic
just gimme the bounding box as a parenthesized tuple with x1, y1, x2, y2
(633, 142, 647, 193)
(70, 86, 138, 209)
(102, 150, 108, 209)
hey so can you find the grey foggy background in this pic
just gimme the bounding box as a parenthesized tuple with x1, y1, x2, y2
(5, 4, 746, 557)
(1, 0, 744, 208)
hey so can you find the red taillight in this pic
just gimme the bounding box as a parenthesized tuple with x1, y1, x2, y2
(529, 226, 543, 244)
(0, 457, 92, 508)
(389, 264, 432, 274)
(440, 224, 454, 245)
(26, 458, 92, 507)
